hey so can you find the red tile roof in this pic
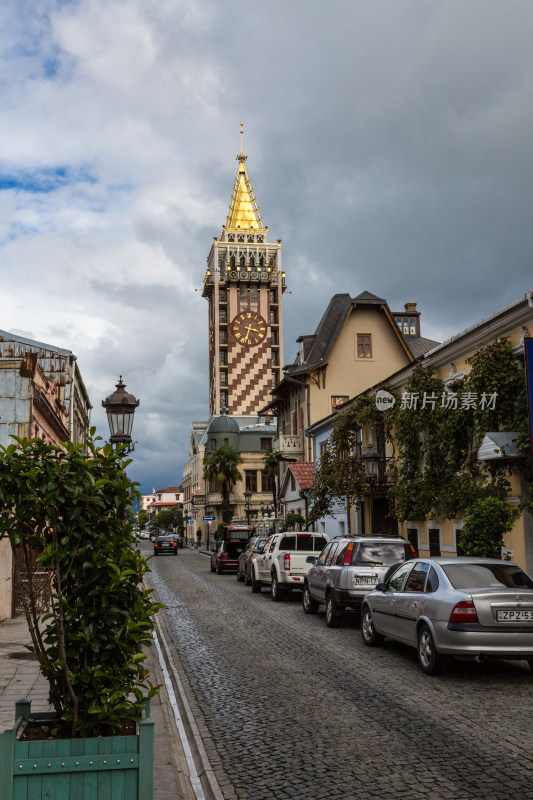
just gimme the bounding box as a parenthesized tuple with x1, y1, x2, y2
(289, 462, 314, 490)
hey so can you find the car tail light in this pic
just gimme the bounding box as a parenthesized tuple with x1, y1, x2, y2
(344, 542, 354, 565)
(221, 552, 228, 559)
(284, 553, 290, 571)
(449, 599, 479, 623)
(408, 543, 418, 558)
(154, 543, 159, 548)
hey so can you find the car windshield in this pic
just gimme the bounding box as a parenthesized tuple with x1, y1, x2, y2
(442, 563, 533, 590)
(353, 541, 411, 567)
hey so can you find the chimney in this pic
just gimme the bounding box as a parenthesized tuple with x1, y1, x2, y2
(404, 302, 417, 313)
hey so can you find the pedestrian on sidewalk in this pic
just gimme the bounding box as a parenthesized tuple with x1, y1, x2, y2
(196, 529, 202, 549)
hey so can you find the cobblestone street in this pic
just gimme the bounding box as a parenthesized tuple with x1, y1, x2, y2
(146, 545, 533, 800)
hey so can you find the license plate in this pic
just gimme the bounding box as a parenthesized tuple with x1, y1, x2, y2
(353, 576, 377, 585)
(497, 609, 533, 621)
(162, 543, 172, 548)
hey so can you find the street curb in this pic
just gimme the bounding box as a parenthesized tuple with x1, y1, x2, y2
(149, 583, 226, 800)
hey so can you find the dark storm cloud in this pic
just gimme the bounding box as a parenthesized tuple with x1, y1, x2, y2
(2, 0, 532, 494)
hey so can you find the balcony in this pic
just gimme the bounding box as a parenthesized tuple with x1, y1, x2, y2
(272, 434, 303, 461)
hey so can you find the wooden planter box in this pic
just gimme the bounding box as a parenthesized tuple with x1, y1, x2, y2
(0, 698, 154, 800)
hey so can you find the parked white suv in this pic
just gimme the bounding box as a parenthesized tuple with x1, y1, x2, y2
(250, 532, 329, 601)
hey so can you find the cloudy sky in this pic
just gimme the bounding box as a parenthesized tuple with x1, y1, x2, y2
(1, 0, 532, 495)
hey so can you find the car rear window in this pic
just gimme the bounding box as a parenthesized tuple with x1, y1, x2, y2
(352, 541, 413, 567)
(442, 563, 533, 590)
(225, 542, 245, 557)
(278, 534, 328, 551)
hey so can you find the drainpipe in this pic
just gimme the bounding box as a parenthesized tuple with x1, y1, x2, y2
(69, 355, 76, 442)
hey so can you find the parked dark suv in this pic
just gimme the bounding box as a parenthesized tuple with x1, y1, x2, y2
(211, 539, 247, 574)
(303, 536, 417, 627)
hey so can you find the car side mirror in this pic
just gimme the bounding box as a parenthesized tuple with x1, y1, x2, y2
(306, 556, 317, 564)
(375, 582, 388, 592)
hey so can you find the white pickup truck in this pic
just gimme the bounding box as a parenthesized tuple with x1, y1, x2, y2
(250, 531, 329, 601)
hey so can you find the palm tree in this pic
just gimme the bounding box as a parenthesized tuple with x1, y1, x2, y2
(263, 447, 278, 510)
(203, 445, 243, 524)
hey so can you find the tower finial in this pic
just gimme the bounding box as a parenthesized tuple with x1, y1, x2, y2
(237, 122, 247, 163)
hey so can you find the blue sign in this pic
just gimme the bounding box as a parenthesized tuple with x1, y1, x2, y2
(525, 338, 533, 454)
(187, 519, 195, 526)
(203, 515, 216, 521)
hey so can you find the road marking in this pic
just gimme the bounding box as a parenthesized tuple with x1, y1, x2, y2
(153, 626, 206, 800)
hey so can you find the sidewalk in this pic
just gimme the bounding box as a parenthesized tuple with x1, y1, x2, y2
(0, 613, 195, 800)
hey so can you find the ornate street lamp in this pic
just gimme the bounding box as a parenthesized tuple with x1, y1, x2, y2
(102, 376, 140, 453)
(244, 490, 252, 526)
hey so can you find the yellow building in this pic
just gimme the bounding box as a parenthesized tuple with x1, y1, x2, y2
(262, 292, 437, 462)
(345, 291, 533, 571)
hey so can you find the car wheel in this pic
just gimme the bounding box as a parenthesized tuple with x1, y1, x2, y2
(527, 658, 533, 672)
(325, 593, 343, 628)
(417, 624, 444, 675)
(251, 568, 262, 593)
(216, 563, 223, 575)
(271, 574, 285, 602)
(244, 566, 252, 586)
(361, 606, 384, 646)
(237, 566, 245, 582)
(153, 552, 158, 557)
(302, 584, 319, 614)
(210, 562, 216, 572)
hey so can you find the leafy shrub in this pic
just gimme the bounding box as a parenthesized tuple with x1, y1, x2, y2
(458, 497, 519, 559)
(0, 432, 163, 737)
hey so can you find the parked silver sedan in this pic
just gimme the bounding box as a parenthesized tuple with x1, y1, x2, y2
(361, 557, 533, 674)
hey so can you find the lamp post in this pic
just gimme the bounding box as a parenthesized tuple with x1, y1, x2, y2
(244, 490, 252, 526)
(102, 376, 139, 453)
(362, 445, 380, 535)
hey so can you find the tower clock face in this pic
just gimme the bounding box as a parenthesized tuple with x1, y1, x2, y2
(231, 312, 267, 347)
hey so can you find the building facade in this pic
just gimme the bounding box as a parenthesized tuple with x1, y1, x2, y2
(184, 135, 284, 536)
(261, 292, 437, 521)
(306, 290, 533, 572)
(0, 329, 92, 621)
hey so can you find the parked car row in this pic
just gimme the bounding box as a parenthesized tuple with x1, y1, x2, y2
(210, 531, 533, 676)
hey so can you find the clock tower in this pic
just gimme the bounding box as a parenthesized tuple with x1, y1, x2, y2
(203, 128, 286, 417)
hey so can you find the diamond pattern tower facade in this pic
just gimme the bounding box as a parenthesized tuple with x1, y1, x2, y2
(202, 129, 286, 416)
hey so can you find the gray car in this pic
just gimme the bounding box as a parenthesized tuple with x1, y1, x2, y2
(236, 536, 268, 584)
(361, 557, 533, 674)
(303, 535, 416, 628)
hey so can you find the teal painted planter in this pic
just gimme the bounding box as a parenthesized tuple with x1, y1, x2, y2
(0, 698, 154, 800)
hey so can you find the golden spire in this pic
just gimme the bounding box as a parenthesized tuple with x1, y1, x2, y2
(225, 123, 264, 230)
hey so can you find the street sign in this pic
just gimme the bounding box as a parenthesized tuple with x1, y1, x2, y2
(203, 515, 216, 521)
(187, 519, 195, 526)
